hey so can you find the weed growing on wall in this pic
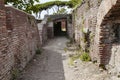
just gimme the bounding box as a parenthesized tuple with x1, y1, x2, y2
(90, 33, 95, 42)
(11, 69, 20, 80)
(36, 48, 42, 55)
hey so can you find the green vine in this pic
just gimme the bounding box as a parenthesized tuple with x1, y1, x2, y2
(30, 0, 83, 13)
(30, 1, 72, 13)
(6, 0, 83, 14)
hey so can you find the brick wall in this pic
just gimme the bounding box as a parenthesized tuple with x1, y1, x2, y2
(94, 0, 118, 65)
(96, 0, 120, 77)
(0, 2, 40, 80)
(0, 0, 11, 80)
(6, 6, 40, 68)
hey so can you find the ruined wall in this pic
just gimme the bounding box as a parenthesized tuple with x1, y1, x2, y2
(74, 0, 120, 78)
(6, 6, 40, 69)
(0, 1, 12, 80)
(0, 3, 40, 80)
(73, 0, 102, 62)
(96, 0, 120, 78)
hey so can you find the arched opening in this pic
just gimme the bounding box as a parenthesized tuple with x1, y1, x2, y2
(97, 0, 120, 66)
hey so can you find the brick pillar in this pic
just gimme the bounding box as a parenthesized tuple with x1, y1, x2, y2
(99, 23, 112, 65)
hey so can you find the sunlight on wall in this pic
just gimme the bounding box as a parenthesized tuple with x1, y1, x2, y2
(61, 21, 66, 31)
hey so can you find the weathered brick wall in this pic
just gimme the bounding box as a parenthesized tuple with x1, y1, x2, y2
(73, 0, 120, 77)
(73, 0, 102, 62)
(0, 1, 12, 80)
(94, 0, 118, 65)
(96, 0, 120, 78)
(6, 6, 40, 68)
(0, 3, 40, 80)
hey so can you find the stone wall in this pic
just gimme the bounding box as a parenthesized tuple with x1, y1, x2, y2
(0, 2, 40, 80)
(72, 0, 102, 62)
(37, 18, 48, 46)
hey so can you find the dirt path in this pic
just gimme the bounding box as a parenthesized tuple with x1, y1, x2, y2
(17, 37, 109, 80)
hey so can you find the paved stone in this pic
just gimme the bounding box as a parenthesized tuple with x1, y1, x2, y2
(17, 37, 109, 80)
(17, 37, 67, 80)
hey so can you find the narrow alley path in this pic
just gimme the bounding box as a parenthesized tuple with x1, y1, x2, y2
(18, 37, 109, 80)
(18, 37, 68, 80)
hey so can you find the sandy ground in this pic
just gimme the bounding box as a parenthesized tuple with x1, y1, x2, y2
(17, 37, 111, 80)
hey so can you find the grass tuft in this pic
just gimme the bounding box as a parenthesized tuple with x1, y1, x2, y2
(80, 52, 91, 62)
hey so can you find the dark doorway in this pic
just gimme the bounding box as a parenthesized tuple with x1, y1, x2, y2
(112, 23, 120, 43)
(54, 21, 67, 36)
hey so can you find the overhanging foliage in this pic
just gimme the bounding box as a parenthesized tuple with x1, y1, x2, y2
(5, 0, 82, 14)
(31, 0, 83, 13)
(30, 1, 73, 13)
(5, 0, 39, 14)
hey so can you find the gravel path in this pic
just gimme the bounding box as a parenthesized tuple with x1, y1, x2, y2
(17, 37, 109, 80)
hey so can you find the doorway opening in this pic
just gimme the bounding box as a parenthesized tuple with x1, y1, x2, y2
(111, 23, 120, 43)
(54, 20, 67, 37)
